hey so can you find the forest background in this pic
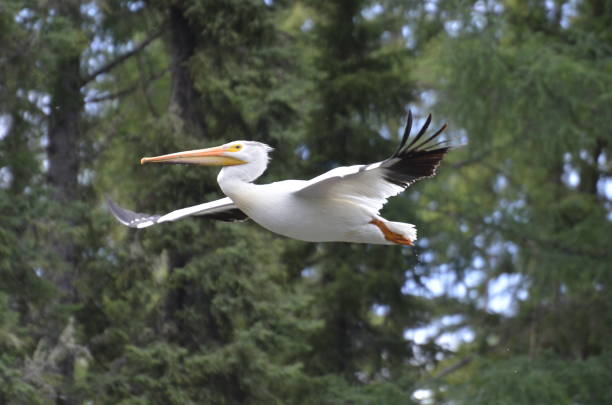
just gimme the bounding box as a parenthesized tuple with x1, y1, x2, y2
(1, 0, 611, 404)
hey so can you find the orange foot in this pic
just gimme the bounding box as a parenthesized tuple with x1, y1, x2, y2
(369, 219, 414, 246)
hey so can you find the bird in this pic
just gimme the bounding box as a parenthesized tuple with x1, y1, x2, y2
(107, 111, 450, 246)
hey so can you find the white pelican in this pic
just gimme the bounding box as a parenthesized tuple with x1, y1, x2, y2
(107, 111, 450, 246)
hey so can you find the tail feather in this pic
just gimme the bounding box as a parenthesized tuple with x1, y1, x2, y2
(385, 221, 417, 242)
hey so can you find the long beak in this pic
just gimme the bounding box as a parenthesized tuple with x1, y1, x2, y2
(140, 146, 246, 166)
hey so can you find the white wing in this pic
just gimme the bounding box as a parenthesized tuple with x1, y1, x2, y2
(295, 112, 450, 213)
(106, 195, 248, 229)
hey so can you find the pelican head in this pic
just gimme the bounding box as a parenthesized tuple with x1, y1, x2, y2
(140, 141, 273, 183)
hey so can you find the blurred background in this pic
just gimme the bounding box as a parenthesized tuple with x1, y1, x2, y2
(1, 0, 611, 403)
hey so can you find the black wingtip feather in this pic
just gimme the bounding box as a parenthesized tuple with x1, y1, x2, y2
(404, 113, 432, 151)
(382, 147, 450, 187)
(381, 113, 451, 188)
(392, 110, 413, 158)
(411, 122, 448, 152)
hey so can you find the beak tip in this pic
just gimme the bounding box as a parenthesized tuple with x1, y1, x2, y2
(140, 158, 147, 165)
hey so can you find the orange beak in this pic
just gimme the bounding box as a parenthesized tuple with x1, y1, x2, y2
(140, 146, 246, 166)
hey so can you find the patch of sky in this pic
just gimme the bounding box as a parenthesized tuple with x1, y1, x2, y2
(26, 91, 50, 115)
(597, 151, 607, 168)
(404, 314, 474, 351)
(542, 0, 579, 28)
(487, 273, 527, 314)
(599, 178, 612, 199)
(90, 35, 116, 54)
(295, 144, 310, 160)
(401, 25, 416, 49)
(78, 168, 95, 186)
(499, 197, 527, 223)
(505, 241, 519, 256)
(418, 237, 430, 248)
(128, 0, 146, 12)
(562, 152, 580, 188)
(454, 127, 469, 146)
(492, 0, 504, 13)
(301, 266, 315, 278)
(361, 3, 383, 20)
(413, 388, 433, 405)
(474, 234, 485, 248)
(81, 1, 102, 25)
(579, 149, 591, 161)
(379, 124, 390, 140)
(474, 0, 490, 20)
(404, 264, 483, 299)
(421, 251, 435, 264)
(402, 247, 524, 370)
(0, 115, 10, 140)
(15, 8, 41, 30)
(494, 175, 507, 192)
(84, 89, 111, 115)
(402, 277, 430, 296)
(420, 90, 437, 109)
(424, 0, 439, 14)
(372, 304, 390, 317)
(301, 19, 314, 32)
(0, 167, 12, 189)
(473, 0, 488, 14)
(544, 0, 556, 19)
(483, 209, 502, 225)
(15, 8, 35, 23)
(561, 0, 579, 28)
(406, 244, 524, 312)
(444, 20, 462, 37)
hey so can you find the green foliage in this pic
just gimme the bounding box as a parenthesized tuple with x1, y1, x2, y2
(1, 0, 611, 403)
(416, 1, 612, 402)
(448, 354, 612, 405)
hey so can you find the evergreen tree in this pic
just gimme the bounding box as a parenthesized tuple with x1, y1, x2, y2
(2, 0, 611, 403)
(416, 0, 612, 402)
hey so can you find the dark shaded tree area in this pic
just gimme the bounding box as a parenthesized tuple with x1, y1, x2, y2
(1, 0, 611, 404)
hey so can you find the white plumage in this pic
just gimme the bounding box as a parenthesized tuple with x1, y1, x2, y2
(108, 112, 450, 246)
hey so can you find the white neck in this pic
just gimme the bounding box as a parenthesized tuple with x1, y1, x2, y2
(216, 140, 272, 198)
(217, 156, 268, 197)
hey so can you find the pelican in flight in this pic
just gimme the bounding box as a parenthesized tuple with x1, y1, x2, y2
(107, 112, 450, 246)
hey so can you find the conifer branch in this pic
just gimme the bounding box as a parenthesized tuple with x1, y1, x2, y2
(85, 68, 168, 103)
(137, 54, 161, 117)
(433, 354, 474, 379)
(80, 28, 164, 86)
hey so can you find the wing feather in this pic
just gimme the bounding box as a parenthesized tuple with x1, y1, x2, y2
(295, 111, 450, 213)
(106, 195, 248, 228)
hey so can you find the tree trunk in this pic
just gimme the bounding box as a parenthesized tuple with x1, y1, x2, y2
(167, 5, 209, 138)
(48, 55, 83, 203)
(46, 3, 84, 303)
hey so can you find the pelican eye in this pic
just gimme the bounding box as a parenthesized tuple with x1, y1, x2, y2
(227, 144, 243, 152)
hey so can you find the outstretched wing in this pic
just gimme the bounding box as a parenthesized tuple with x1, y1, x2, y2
(106, 195, 249, 229)
(295, 111, 450, 213)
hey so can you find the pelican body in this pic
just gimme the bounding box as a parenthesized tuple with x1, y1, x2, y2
(107, 112, 450, 246)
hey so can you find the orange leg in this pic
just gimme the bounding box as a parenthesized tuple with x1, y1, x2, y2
(369, 219, 414, 246)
